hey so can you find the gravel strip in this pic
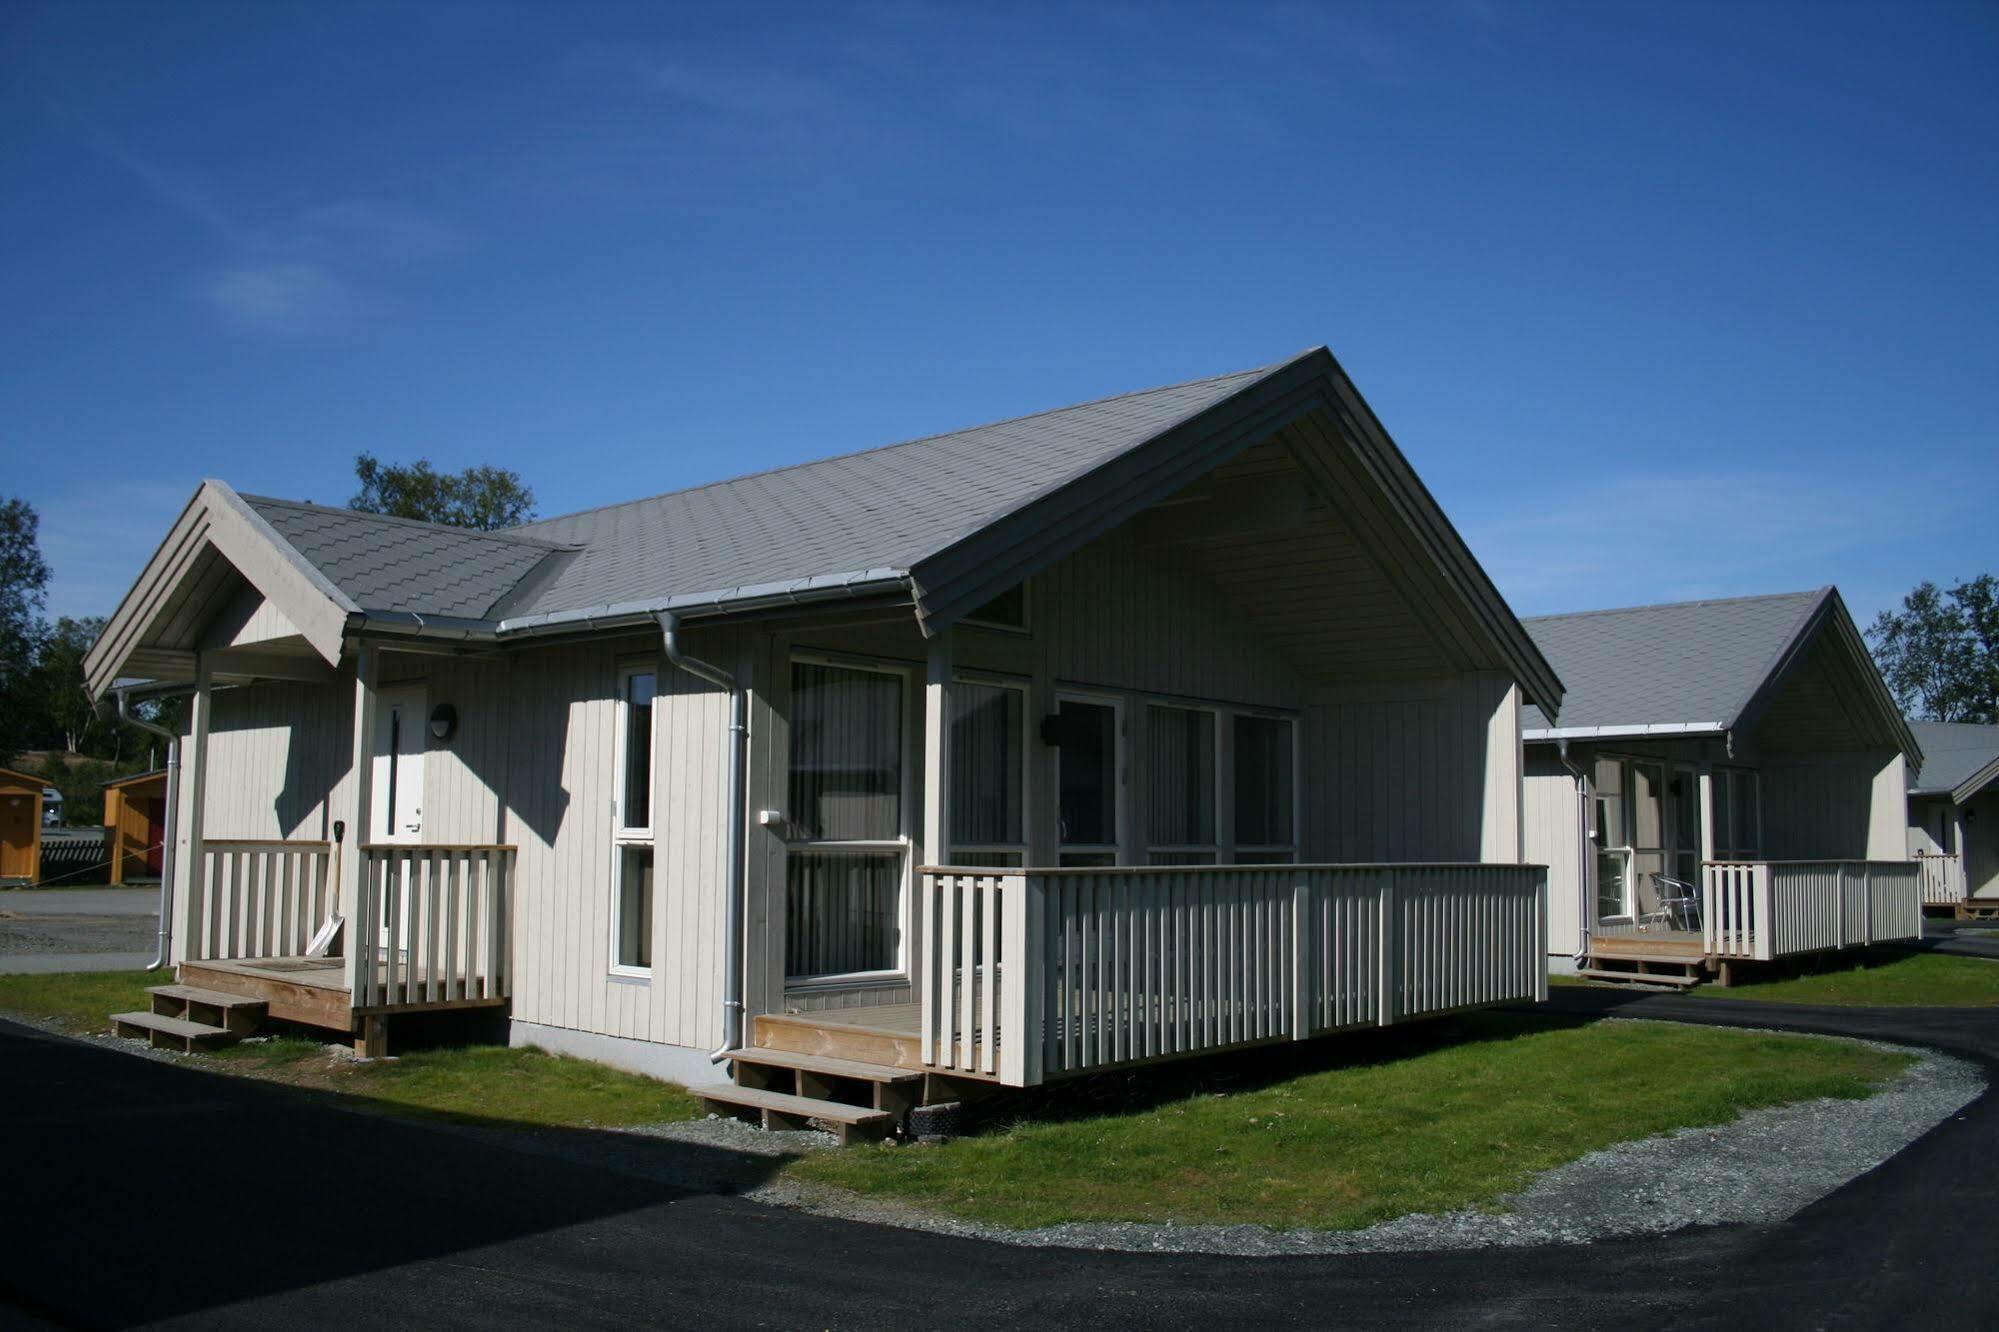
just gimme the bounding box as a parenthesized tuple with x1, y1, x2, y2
(683, 1019, 1984, 1256)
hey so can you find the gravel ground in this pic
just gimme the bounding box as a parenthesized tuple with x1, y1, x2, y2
(638, 1019, 1984, 1256)
(0, 888, 159, 961)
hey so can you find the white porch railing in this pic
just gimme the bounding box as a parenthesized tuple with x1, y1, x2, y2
(918, 863, 1548, 1088)
(1915, 852, 1964, 906)
(353, 845, 515, 1009)
(190, 839, 335, 962)
(1702, 861, 1922, 961)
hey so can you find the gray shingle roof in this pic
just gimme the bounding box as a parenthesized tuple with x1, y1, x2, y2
(1908, 722, 1999, 798)
(505, 366, 1270, 619)
(238, 366, 1274, 626)
(1518, 590, 1826, 735)
(241, 497, 570, 620)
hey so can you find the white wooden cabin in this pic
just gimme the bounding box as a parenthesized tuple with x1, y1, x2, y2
(1520, 589, 1925, 984)
(84, 348, 1560, 1133)
(1905, 721, 1999, 914)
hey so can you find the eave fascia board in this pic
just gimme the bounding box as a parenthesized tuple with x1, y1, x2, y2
(1524, 723, 1725, 743)
(1953, 753, 1999, 806)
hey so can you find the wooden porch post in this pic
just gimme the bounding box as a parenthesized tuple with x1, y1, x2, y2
(181, 653, 213, 964)
(922, 628, 952, 868)
(342, 644, 379, 1013)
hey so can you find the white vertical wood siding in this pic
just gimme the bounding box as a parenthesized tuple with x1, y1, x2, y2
(1522, 747, 1585, 955)
(1761, 751, 1902, 861)
(1301, 673, 1522, 865)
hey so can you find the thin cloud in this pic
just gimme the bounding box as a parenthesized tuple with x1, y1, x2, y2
(200, 262, 358, 335)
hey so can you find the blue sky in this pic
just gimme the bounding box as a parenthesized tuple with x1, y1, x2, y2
(3, 1, 1994, 630)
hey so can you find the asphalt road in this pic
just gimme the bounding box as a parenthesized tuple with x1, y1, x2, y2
(0, 887, 159, 973)
(2, 989, 1995, 1329)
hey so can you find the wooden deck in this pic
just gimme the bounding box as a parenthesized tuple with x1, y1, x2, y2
(180, 953, 511, 1034)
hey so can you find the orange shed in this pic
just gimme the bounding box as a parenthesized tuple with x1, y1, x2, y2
(0, 767, 43, 884)
(102, 769, 169, 885)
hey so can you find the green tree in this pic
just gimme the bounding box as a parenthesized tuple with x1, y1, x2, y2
(0, 497, 51, 755)
(349, 454, 536, 530)
(1868, 576, 1999, 723)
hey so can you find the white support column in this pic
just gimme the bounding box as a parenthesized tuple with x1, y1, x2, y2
(180, 653, 213, 965)
(1697, 764, 1716, 862)
(343, 644, 380, 1005)
(922, 628, 953, 869)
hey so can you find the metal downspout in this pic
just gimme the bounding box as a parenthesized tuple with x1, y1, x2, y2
(118, 689, 181, 972)
(1558, 738, 1590, 961)
(656, 611, 748, 1062)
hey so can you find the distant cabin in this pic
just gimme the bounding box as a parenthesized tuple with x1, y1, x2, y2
(0, 767, 44, 884)
(103, 770, 170, 884)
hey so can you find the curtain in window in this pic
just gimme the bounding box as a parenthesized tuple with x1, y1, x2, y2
(786, 851, 901, 976)
(1234, 715, 1294, 848)
(789, 663, 902, 841)
(951, 681, 1022, 847)
(1147, 705, 1215, 849)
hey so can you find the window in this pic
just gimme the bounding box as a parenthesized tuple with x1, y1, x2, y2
(1233, 714, 1295, 863)
(963, 583, 1027, 631)
(1056, 696, 1121, 866)
(1593, 757, 1628, 919)
(1672, 765, 1701, 886)
(1713, 768, 1761, 859)
(612, 665, 658, 973)
(1146, 704, 1216, 864)
(787, 660, 907, 979)
(950, 678, 1026, 867)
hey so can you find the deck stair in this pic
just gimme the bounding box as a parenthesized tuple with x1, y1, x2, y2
(692, 1045, 924, 1145)
(109, 984, 268, 1053)
(1579, 949, 1706, 988)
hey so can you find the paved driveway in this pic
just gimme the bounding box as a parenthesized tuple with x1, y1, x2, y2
(1, 988, 1995, 1328)
(0, 887, 159, 973)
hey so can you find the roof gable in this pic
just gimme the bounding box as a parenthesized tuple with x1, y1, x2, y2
(1520, 587, 1918, 762)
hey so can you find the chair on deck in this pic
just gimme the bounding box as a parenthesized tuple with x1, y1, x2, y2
(1638, 873, 1701, 933)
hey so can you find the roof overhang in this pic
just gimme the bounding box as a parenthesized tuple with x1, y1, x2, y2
(1524, 723, 1725, 744)
(904, 347, 1566, 718)
(1945, 753, 1999, 805)
(83, 480, 358, 698)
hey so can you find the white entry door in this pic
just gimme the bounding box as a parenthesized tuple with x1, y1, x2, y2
(372, 686, 426, 844)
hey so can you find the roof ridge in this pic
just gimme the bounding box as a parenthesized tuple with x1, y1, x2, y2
(514, 361, 1276, 533)
(240, 494, 573, 549)
(1521, 587, 1824, 626)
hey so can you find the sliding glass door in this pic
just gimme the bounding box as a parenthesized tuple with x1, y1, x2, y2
(786, 660, 907, 981)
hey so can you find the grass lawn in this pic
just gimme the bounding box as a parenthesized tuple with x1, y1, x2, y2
(1686, 948, 1999, 1008)
(0, 969, 697, 1129)
(786, 1013, 1909, 1231)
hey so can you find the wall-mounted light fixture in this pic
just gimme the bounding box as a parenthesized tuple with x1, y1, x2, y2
(428, 703, 459, 743)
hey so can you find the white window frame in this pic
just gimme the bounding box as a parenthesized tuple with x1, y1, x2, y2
(948, 671, 1032, 867)
(1054, 689, 1127, 866)
(783, 651, 915, 988)
(1231, 709, 1300, 864)
(609, 660, 659, 979)
(1143, 700, 1222, 865)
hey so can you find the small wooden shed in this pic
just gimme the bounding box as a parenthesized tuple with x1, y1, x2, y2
(0, 767, 45, 884)
(103, 769, 169, 885)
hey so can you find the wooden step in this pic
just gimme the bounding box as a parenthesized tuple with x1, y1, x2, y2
(110, 1010, 241, 1053)
(1576, 967, 1702, 988)
(1586, 948, 1708, 966)
(723, 1047, 924, 1085)
(148, 984, 268, 1035)
(752, 1012, 926, 1072)
(691, 1083, 895, 1145)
